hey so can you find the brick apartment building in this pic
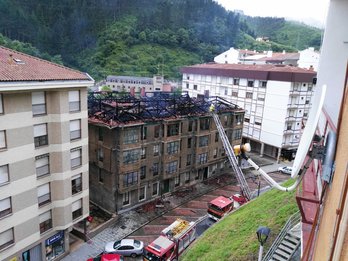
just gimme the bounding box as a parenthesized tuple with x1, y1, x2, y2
(88, 92, 244, 214)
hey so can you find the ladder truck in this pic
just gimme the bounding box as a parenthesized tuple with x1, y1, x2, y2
(143, 218, 196, 261)
(207, 105, 252, 221)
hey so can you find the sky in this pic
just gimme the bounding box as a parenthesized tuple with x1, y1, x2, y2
(214, 0, 330, 28)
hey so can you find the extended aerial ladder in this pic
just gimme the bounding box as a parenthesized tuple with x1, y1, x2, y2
(210, 108, 252, 201)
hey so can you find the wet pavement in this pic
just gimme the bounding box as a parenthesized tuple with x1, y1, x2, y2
(62, 154, 292, 261)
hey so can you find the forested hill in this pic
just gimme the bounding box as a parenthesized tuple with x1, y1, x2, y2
(0, 0, 322, 80)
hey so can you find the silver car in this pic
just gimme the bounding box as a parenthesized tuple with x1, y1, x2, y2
(278, 166, 293, 175)
(104, 239, 144, 258)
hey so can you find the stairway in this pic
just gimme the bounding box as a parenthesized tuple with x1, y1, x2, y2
(269, 230, 301, 261)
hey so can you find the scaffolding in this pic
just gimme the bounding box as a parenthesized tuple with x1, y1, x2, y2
(88, 91, 242, 128)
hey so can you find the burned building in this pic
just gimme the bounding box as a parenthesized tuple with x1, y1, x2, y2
(88, 92, 244, 213)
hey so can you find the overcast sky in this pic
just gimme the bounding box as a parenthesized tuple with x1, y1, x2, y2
(214, 0, 330, 28)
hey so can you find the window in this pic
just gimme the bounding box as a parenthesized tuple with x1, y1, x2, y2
(247, 80, 254, 87)
(70, 120, 81, 140)
(38, 183, 51, 207)
(39, 210, 52, 234)
(123, 192, 130, 205)
(0, 94, 3, 114)
(213, 148, 217, 158)
(234, 129, 242, 140)
(185, 172, 190, 183)
(260, 81, 267, 87)
(139, 186, 146, 201)
(123, 171, 138, 187)
(154, 125, 160, 138)
(72, 199, 82, 220)
(72, 174, 82, 195)
(305, 98, 310, 105)
(244, 118, 250, 123)
(70, 147, 82, 168)
(167, 141, 179, 155)
(232, 91, 238, 97)
(141, 147, 146, 159)
(233, 78, 240, 85)
(193, 84, 197, 90)
(0, 228, 14, 250)
(98, 168, 104, 183)
(141, 126, 147, 140)
(0, 130, 6, 149)
(140, 166, 146, 180)
(32, 91, 46, 115)
(287, 124, 292, 130)
(98, 128, 103, 141)
(153, 144, 159, 156)
(36, 154, 50, 178)
(258, 94, 265, 101)
(0, 197, 12, 218)
(198, 153, 208, 164)
(199, 136, 209, 147)
(186, 154, 192, 166)
(199, 118, 210, 131)
(166, 161, 178, 174)
(255, 120, 262, 126)
(69, 91, 80, 112)
(246, 92, 253, 99)
(186, 83, 189, 89)
(152, 163, 159, 176)
(224, 88, 228, 95)
(188, 120, 196, 132)
(215, 133, 219, 142)
(152, 182, 158, 196)
(235, 114, 243, 125)
(98, 148, 104, 162)
(0, 165, 9, 185)
(34, 124, 48, 147)
(124, 128, 138, 144)
(123, 149, 140, 164)
(167, 123, 179, 137)
(175, 176, 180, 187)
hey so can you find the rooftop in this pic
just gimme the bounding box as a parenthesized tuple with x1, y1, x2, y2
(181, 63, 316, 82)
(88, 92, 243, 128)
(0, 46, 91, 82)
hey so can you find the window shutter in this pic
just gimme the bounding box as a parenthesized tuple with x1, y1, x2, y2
(39, 211, 51, 223)
(34, 124, 47, 136)
(36, 156, 49, 168)
(70, 149, 81, 160)
(37, 183, 49, 197)
(0, 229, 13, 246)
(70, 120, 80, 131)
(69, 91, 79, 102)
(0, 198, 10, 212)
(32, 92, 45, 105)
(0, 165, 9, 183)
(72, 200, 82, 211)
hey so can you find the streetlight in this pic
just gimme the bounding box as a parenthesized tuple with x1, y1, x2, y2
(256, 226, 271, 261)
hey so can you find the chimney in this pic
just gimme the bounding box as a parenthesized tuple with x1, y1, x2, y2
(8, 54, 13, 64)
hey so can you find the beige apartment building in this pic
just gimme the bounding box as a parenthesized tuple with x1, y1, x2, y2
(0, 46, 94, 261)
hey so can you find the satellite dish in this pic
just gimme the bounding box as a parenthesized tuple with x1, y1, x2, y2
(291, 84, 327, 178)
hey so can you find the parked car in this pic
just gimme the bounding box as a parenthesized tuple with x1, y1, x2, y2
(278, 166, 293, 175)
(104, 239, 144, 257)
(87, 253, 123, 261)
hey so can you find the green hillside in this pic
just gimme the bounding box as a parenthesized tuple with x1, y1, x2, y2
(182, 179, 298, 261)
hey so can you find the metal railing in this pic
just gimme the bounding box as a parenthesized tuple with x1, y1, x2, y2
(263, 211, 301, 261)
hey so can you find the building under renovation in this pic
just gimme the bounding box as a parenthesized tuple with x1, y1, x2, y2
(88, 92, 244, 213)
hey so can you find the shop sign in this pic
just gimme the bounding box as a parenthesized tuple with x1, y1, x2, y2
(45, 231, 64, 246)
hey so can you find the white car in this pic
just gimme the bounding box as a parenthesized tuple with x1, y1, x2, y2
(278, 166, 293, 175)
(104, 239, 144, 257)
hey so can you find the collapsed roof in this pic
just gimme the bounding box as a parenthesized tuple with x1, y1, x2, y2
(88, 91, 243, 128)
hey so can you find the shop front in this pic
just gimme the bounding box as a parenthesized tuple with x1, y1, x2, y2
(45, 231, 65, 260)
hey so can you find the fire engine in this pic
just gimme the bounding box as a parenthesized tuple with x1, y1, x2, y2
(143, 218, 196, 261)
(207, 194, 247, 221)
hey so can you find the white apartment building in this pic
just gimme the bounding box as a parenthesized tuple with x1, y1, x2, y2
(105, 75, 164, 93)
(0, 46, 94, 261)
(181, 63, 316, 160)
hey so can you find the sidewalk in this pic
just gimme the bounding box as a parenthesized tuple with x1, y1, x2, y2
(62, 154, 290, 261)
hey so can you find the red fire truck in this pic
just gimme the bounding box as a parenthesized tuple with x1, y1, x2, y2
(207, 194, 247, 221)
(143, 218, 196, 261)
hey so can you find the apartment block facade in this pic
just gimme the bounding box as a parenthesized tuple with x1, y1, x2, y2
(0, 46, 94, 261)
(181, 63, 316, 160)
(88, 93, 244, 213)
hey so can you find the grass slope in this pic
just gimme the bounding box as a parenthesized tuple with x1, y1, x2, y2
(182, 179, 298, 261)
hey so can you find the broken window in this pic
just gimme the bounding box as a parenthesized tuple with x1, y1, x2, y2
(199, 118, 210, 131)
(167, 123, 180, 137)
(166, 161, 178, 174)
(123, 149, 140, 164)
(199, 135, 209, 147)
(198, 152, 208, 164)
(123, 171, 138, 187)
(167, 141, 179, 154)
(153, 144, 159, 156)
(124, 128, 138, 144)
